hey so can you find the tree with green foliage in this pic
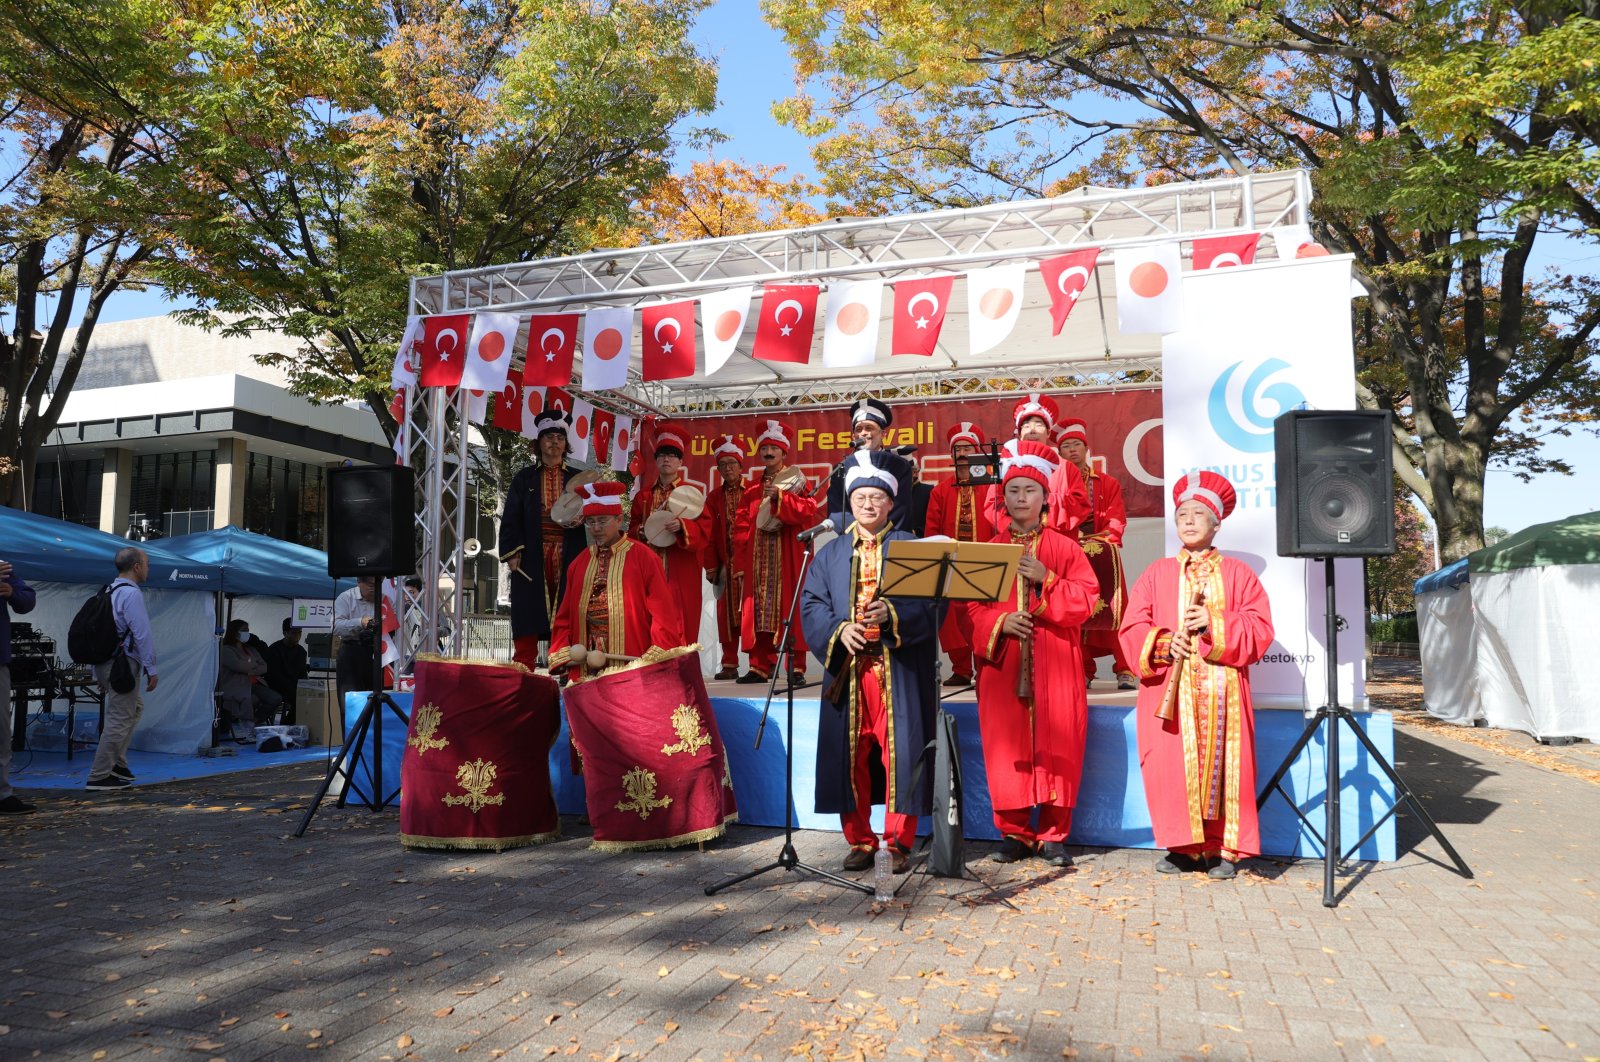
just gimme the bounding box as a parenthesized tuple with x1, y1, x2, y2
(765, 0, 1600, 561)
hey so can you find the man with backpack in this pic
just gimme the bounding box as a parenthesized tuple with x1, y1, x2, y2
(85, 547, 158, 792)
(1, 558, 39, 814)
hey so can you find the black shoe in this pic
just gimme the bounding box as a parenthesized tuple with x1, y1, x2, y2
(943, 674, 971, 688)
(842, 847, 875, 872)
(1155, 852, 1204, 875)
(889, 846, 910, 874)
(714, 667, 739, 681)
(1117, 673, 1137, 691)
(112, 763, 135, 780)
(85, 776, 131, 791)
(735, 671, 768, 685)
(1040, 842, 1072, 868)
(1207, 859, 1239, 880)
(0, 795, 37, 815)
(989, 837, 1036, 864)
(788, 672, 808, 689)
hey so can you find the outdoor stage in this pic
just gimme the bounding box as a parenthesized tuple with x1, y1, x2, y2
(343, 676, 1396, 861)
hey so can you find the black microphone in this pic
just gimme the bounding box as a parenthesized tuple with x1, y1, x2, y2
(891, 444, 918, 456)
(797, 518, 836, 543)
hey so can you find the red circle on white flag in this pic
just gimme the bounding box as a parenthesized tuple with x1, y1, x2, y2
(617, 427, 630, 451)
(478, 331, 507, 361)
(979, 288, 1013, 320)
(1297, 242, 1331, 258)
(715, 310, 743, 342)
(575, 414, 590, 439)
(594, 328, 624, 360)
(525, 391, 541, 416)
(1129, 262, 1169, 298)
(836, 302, 870, 336)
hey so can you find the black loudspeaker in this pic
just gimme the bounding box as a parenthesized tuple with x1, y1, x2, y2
(1274, 410, 1396, 557)
(327, 465, 415, 576)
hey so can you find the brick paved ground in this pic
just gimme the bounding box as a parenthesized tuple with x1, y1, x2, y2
(2, 665, 1597, 1061)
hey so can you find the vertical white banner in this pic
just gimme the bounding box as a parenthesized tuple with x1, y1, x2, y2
(1161, 256, 1367, 710)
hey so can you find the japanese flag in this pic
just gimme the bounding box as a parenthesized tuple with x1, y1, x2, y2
(464, 388, 490, 425)
(392, 315, 422, 389)
(493, 379, 523, 434)
(700, 285, 753, 375)
(752, 283, 820, 364)
(461, 311, 521, 392)
(568, 397, 595, 462)
(641, 300, 697, 382)
(821, 279, 884, 368)
(966, 264, 1025, 354)
(522, 313, 578, 387)
(1037, 248, 1100, 335)
(418, 313, 471, 387)
(890, 275, 954, 356)
(1268, 224, 1312, 261)
(582, 306, 632, 391)
(519, 385, 548, 440)
(1192, 233, 1260, 270)
(610, 414, 635, 473)
(1114, 243, 1184, 335)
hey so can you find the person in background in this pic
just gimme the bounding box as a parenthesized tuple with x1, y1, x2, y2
(0, 558, 39, 814)
(264, 617, 309, 721)
(732, 420, 818, 688)
(218, 619, 271, 727)
(824, 397, 917, 531)
(86, 547, 158, 792)
(1055, 420, 1136, 690)
(333, 575, 378, 709)
(628, 425, 712, 642)
(984, 393, 1089, 534)
(923, 421, 995, 687)
(705, 435, 748, 681)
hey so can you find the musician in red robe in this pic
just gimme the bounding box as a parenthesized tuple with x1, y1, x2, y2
(982, 393, 1089, 536)
(732, 420, 819, 686)
(1054, 420, 1135, 690)
(705, 435, 748, 680)
(1118, 471, 1274, 880)
(548, 481, 684, 683)
(628, 426, 712, 641)
(966, 441, 1100, 867)
(923, 421, 995, 686)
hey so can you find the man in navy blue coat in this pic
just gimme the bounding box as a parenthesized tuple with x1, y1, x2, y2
(801, 450, 941, 874)
(498, 409, 588, 670)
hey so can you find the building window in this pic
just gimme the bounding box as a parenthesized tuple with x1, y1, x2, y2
(243, 453, 326, 547)
(130, 451, 215, 537)
(33, 457, 104, 527)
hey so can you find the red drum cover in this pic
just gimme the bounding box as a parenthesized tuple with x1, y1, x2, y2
(1080, 537, 1126, 631)
(399, 659, 561, 851)
(562, 647, 737, 851)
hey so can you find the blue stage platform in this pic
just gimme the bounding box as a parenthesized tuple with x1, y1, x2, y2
(345, 690, 1396, 860)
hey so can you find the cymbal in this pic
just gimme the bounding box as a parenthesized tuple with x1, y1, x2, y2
(548, 469, 605, 526)
(756, 467, 806, 532)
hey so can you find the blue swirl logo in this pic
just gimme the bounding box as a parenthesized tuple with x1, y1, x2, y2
(1207, 358, 1306, 453)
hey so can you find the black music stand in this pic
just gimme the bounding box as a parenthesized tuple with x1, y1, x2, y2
(706, 535, 872, 897)
(295, 589, 409, 836)
(874, 538, 1022, 901)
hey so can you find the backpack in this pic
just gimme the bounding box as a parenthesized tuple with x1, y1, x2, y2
(67, 583, 126, 665)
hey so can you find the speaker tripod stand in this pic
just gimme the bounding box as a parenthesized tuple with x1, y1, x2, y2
(1256, 557, 1472, 907)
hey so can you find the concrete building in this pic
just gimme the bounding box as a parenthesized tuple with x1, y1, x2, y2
(33, 316, 390, 546)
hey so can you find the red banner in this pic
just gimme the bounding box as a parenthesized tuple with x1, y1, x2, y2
(650, 390, 1164, 517)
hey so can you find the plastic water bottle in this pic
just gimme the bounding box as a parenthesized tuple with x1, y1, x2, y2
(872, 847, 894, 903)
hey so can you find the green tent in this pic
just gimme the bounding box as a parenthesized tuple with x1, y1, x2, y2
(1469, 510, 1600, 574)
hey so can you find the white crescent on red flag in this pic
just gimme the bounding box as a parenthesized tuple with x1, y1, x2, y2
(821, 279, 884, 368)
(582, 306, 633, 391)
(392, 315, 421, 389)
(1191, 233, 1261, 271)
(1037, 248, 1101, 335)
(1114, 243, 1185, 335)
(890, 275, 954, 356)
(493, 379, 523, 434)
(418, 313, 472, 388)
(965, 264, 1025, 354)
(568, 397, 595, 462)
(462, 311, 522, 393)
(522, 313, 578, 387)
(641, 300, 698, 382)
(752, 284, 820, 364)
(699, 285, 753, 376)
(592, 408, 616, 465)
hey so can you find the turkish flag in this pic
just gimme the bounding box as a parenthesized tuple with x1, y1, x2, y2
(1192, 233, 1261, 270)
(1037, 248, 1100, 335)
(493, 380, 523, 434)
(392, 315, 421, 389)
(593, 408, 616, 465)
(418, 313, 471, 387)
(522, 313, 578, 387)
(751, 284, 819, 364)
(890, 275, 954, 356)
(641, 300, 697, 381)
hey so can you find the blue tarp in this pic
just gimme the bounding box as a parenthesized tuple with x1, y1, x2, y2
(1414, 556, 1470, 596)
(160, 527, 355, 599)
(0, 506, 222, 590)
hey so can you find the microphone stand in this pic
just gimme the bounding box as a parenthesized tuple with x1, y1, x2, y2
(706, 533, 871, 897)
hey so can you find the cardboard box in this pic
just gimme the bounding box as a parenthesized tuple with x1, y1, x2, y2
(296, 679, 341, 747)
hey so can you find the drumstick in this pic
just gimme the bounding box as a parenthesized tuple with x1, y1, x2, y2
(584, 648, 636, 670)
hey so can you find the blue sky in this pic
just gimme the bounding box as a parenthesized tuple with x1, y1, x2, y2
(69, 0, 1598, 538)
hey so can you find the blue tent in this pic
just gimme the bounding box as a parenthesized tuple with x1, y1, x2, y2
(1413, 556, 1469, 596)
(0, 506, 222, 590)
(160, 527, 355, 599)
